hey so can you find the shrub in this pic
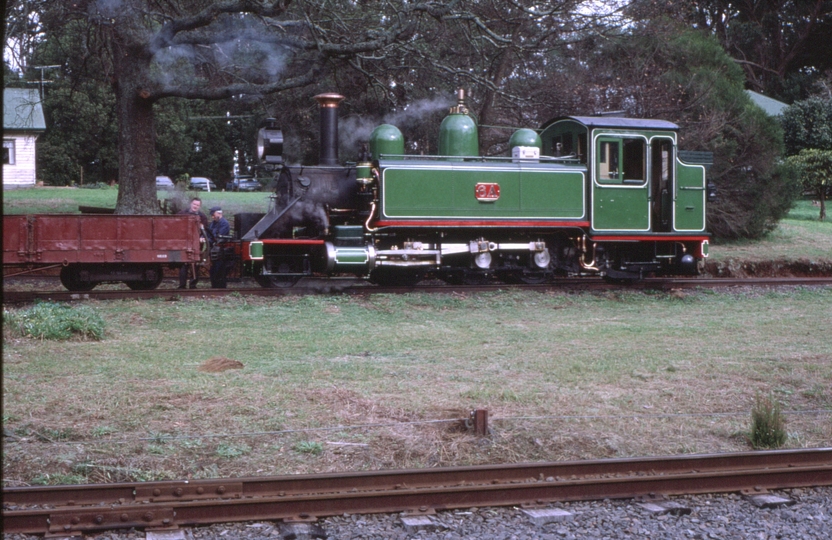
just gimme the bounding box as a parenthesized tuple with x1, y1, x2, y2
(4, 302, 105, 340)
(749, 392, 787, 449)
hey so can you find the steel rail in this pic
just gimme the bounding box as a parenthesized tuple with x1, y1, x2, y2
(3, 277, 832, 304)
(4, 449, 831, 535)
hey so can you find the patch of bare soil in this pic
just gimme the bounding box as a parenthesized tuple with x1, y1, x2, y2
(198, 357, 244, 372)
(704, 258, 832, 278)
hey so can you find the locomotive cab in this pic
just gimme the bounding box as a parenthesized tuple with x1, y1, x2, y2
(541, 116, 710, 279)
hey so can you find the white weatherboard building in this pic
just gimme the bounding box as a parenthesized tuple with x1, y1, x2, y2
(3, 88, 46, 189)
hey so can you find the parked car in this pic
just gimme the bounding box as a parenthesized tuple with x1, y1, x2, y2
(155, 176, 175, 190)
(189, 177, 217, 191)
(228, 175, 261, 192)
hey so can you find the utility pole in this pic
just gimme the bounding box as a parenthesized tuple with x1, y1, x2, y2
(31, 65, 61, 100)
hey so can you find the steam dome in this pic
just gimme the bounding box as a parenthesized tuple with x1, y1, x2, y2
(509, 128, 541, 150)
(370, 124, 404, 161)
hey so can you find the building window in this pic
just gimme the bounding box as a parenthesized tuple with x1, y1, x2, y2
(3, 140, 15, 165)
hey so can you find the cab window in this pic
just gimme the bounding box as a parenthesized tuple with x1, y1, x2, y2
(596, 137, 646, 185)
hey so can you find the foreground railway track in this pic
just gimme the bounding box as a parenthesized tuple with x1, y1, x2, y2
(3, 276, 832, 304)
(3, 448, 831, 536)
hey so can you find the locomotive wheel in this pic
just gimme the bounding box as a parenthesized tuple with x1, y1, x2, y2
(602, 274, 638, 285)
(518, 272, 550, 285)
(369, 268, 425, 287)
(255, 274, 301, 288)
(504, 271, 549, 285)
(59, 266, 97, 292)
(439, 268, 490, 286)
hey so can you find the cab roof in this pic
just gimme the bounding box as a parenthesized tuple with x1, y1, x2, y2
(544, 116, 679, 131)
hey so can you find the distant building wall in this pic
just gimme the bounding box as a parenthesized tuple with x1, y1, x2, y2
(3, 88, 47, 189)
(4, 132, 40, 188)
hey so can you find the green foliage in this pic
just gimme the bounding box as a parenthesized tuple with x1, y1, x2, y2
(32, 21, 119, 186)
(79, 182, 116, 190)
(786, 148, 832, 220)
(781, 97, 832, 155)
(294, 441, 324, 455)
(4, 302, 105, 340)
(215, 442, 251, 459)
(749, 393, 787, 449)
(664, 31, 794, 239)
(787, 149, 832, 192)
(91, 426, 117, 438)
(31, 473, 88, 485)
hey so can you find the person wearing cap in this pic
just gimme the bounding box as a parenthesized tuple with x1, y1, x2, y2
(208, 207, 231, 288)
(177, 197, 209, 289)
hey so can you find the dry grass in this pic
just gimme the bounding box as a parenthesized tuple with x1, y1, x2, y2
(198, 357, 245, 373)
(3, 288, 831, 486)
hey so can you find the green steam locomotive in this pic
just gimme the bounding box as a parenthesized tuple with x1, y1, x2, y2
(238, 90, 713, 287)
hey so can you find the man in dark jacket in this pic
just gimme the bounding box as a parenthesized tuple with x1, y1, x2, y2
(178, 197, 209, 289)
(208, 207, 231, 288)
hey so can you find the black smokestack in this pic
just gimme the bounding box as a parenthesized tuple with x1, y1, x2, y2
(314, 93, 345, 166)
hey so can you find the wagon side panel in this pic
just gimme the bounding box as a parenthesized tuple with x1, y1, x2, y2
(2, 215, 31, 264)
(148, 215, 203, 263)
(31, 215, 82, 263)
(16, 215, 202, 266)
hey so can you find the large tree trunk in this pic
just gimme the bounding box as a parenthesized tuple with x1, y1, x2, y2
(113, 42, 159, 215)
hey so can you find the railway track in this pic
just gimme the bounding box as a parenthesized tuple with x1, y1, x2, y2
(3, 448, 831, 536)
(3, 276, 832, 304)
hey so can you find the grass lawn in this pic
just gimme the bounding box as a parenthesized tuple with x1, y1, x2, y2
(1, 185, 271, 219)
(3, 288, 831, 485)
(709, 200, 832, 262)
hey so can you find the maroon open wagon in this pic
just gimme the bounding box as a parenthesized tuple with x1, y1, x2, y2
(3, 214, 203, 290)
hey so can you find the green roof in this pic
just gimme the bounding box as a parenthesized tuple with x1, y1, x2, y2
(4, 88, 46, 131)
(746, 90, 788, 117)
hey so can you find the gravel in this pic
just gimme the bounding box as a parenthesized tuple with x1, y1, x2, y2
(4, 487, 830, 539)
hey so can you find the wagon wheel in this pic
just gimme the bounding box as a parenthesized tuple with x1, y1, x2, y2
(125, 265, 164, 290)
(59, 266, 97, 292)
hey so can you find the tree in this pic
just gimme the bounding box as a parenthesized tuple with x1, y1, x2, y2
(24, 0, 472, 214)
(4, 0, 46, 76)
(626, 0, 832, 101)
(28, 19, 119, 186)
(786, 149, 832, 220)
(544, 19, 800, 238)
(780, 97, 832, 155)
(781, 97, 832, 220)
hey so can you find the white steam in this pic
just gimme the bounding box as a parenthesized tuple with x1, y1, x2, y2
(339, 95, 454, 158)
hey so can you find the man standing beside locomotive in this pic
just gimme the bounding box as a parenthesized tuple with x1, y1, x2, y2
(207, 207, 231, 288)
(178, 197, 209, 289)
